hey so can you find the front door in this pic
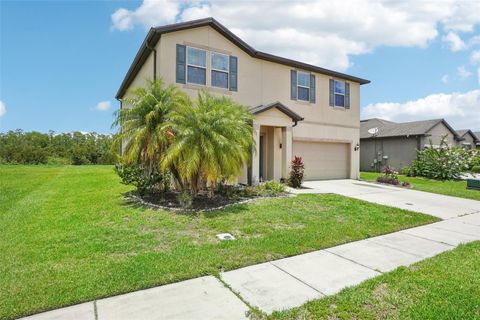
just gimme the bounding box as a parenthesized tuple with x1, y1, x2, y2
(259, 135, 265, 181)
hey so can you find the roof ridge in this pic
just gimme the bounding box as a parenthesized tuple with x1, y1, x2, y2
(116, 18, 370, 99)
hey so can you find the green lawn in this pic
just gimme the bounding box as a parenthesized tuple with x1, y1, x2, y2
(268, 241, 480, 320)
(361, 171, 480, 201)
(0, 165, 438, 319)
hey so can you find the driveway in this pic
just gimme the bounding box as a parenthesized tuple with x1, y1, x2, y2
(290, 179, 480, 219)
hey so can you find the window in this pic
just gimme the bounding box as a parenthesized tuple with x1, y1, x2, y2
(297, 71, 310, 101)
(187, 47, 206, 85)
(334, 80, 345, 107)
(211, 52, 229, 89)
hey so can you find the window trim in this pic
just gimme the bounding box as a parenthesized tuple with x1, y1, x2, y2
(186, 46, 207, 86)
(297, 71, 311, 102)
(334, 80, 345, 108)
(211, 52, 230, 89)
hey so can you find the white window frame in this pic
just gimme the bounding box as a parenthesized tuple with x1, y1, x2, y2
(211, 52, 229, 89)
(186, 46, 207, 86)
(334, 80, 345, 108)
(297, 71, 310, 102)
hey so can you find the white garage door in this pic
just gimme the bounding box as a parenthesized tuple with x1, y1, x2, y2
(292, 141, 349, 180)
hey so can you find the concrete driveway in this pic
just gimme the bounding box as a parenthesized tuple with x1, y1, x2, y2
(290, 179, 480, 219)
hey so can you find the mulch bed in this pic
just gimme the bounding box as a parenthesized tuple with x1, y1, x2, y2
(125, 190, 291, 212)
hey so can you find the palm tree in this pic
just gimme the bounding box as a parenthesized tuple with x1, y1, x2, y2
(162, 91, 254, 195)
(112, 79, 187, 182)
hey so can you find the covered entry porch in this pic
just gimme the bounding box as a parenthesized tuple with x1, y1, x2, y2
(249, 102, 303, 184)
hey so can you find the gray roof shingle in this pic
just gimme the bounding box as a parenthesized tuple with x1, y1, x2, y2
(360, 118, 459, 139)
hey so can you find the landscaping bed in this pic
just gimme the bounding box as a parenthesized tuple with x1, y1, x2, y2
(126, 189, 290, 212)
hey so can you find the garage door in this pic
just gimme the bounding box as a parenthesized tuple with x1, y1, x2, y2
(292, 141, 349, 180)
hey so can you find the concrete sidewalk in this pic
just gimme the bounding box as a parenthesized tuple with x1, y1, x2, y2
(21, 212, 480, 320)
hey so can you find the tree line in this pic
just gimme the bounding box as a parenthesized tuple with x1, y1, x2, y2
(0, 130, 117, 165)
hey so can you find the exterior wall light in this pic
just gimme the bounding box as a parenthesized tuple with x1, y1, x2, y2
(354, 143, 360, 151)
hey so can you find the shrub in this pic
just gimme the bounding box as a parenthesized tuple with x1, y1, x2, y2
(242, 185, 255, 198)
(264, 180, 285, 196)
(288, 156, 305, 188)
(114, 162, 170, 195)
(177, 191, 193, 208)
(472, 166, 480, 173)
(376, 166, 400, 185)
(407, 137, 474, 180)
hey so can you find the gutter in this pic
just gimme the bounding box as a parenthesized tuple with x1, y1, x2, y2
(146, 42, 157, 81)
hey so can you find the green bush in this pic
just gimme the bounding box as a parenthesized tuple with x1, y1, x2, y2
(407, 137, 475, 180)
(114, 162, 170, 195)
(472, 166, 480, 173)
(264, 180, 285, 194)
(177, 191, 193, 208)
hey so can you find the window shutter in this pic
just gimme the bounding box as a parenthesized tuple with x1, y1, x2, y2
(345, 82, 350, 109)
(310, 74, 316, 103)
(229, 56, 238, 91)
(329, 79, 334, 107)
(176, 44, 186, 84)
(291, 70, 297, 100)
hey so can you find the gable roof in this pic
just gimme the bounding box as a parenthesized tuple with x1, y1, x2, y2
(456, 129, 479, 142)
(250, 101, 304, 124)
(116, 18, 370, 99)
(360, 118, 460, 140)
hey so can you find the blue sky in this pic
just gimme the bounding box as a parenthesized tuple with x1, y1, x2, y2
(1, 0, 479, 133)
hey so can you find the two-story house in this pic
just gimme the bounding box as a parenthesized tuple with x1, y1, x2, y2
(116, 18, 370, 184)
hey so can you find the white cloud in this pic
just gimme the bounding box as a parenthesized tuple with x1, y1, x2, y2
(110, 0, 480, 71)
(0, 101, 6, 117)
(96, 101, 112, 111)
(478, 68, 480, 85)
(442, 31, 467, 51)
(111, 0, 179, 31)
(470, 50, 480, 65)
(441, 74, 449, 84)
(457, 66, 472, 79)
(362, 89, 480, 130)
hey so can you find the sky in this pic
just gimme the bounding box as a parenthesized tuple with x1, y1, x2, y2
(1, 0, 479, 134)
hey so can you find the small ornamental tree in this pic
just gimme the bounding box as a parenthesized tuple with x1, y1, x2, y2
(408, 136, 475, 180)
(288, 156, 305, 188)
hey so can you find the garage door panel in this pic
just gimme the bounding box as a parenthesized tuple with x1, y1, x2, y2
(293, 141, 349, 180)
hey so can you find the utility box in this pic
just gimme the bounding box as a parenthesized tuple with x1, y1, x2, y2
(467, 178, 480, 190)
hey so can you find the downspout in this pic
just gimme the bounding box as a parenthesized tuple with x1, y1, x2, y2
(146, 42, 157, 81)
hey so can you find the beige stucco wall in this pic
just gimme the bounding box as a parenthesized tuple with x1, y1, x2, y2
(421, 122, 455, 147)
(122, 25, 363, 180)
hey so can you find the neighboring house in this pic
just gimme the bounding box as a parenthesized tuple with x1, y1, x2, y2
(455, 129, 479, 149)
(475, 132, 480, 148)
(360, 118, 461, 172)
(116, 18, 370, 183)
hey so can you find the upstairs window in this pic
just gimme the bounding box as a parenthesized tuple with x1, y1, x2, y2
(334, 80, 345, 107)
(211, 52, 229, 89)
(187, 47, 206, 85)
(297, 71, 310, 101)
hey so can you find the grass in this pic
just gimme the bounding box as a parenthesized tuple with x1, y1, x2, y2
(361, 171, 480, 201)
(268, 241, 480, 320)
(0, 165, 438, 319)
